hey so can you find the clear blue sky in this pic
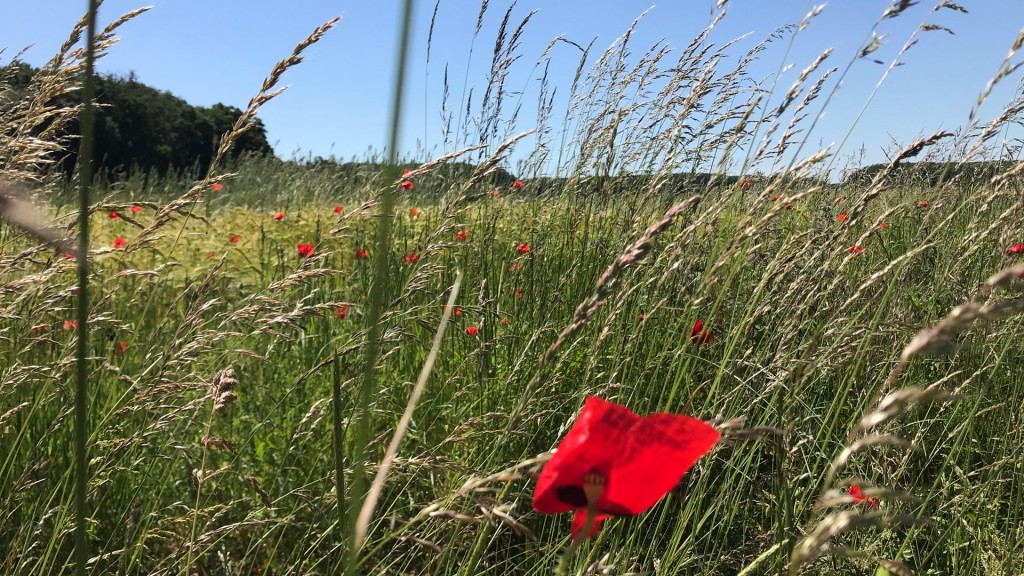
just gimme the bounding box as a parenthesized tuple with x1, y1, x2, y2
(4, 1, 1023, 175)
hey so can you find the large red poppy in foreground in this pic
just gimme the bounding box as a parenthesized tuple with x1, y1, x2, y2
(533, 396, 719, 538)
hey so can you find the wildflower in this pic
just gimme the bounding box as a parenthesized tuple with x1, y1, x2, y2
(514, 287, 523, 299)
(403, 252, 419, 265)
(356, 247, 369, 260)
(116, 341, 128, 355)
(410, 208, 420, 218)
(917, 200, 928, 208)
(490, 190, 500, 198)
(109, 211, 119, 220)
(638, 314, 646, 321)
(785, 203, 794, 211)
(1005, 242, 1024, 256)
(847, 485, 879, 510)
(516, 242, 530, 254)
(31, 324, 48, 333)
(512, 180, 525, 189)
(509, 262, 524, 273)
(690, 320, 712, 345)
(837, 212, 848, 222)
(466, 325, 479, 336)
(64, 320, 78, 330)
(297, 243, 314, 258)
(229, 235, 240, 244)
(113, 237, 127, 250)
(501, 317, 510, 325)
(403, 168, 411, 177)
(532, 396, 719, 539)
(456, 230, 469, 242)
(849, 245, 865, 254)
(334, 205, 344, 214)
(211, 182, 224, 191)
(274, 212, 285, 221)
(741, 178, 751, 188)
(881, 222, 890, 230)
(206, 251, 216, 259)
(64, 252, 74, 259)
(440, 306, 463, 317)
(336, 305, 348, 319)
(401, 180, 413, 191)
(130, 205, 142, 213)
(772, 195, 780, 201)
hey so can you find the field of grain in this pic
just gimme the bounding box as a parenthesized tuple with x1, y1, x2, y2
(2, 2, 1024, 575)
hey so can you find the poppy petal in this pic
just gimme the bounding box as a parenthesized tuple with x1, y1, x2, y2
(604, 412, 719, 515)
(570, 509, 612, 539)
(532, 397, 641, 514)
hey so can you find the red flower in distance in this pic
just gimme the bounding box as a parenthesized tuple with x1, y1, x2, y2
(206, 251, 216, 259)
(130, 205, 142, 213)
(410, 208, 420, 218)
(837, 212, 848, 222)
(336, 305, 348, 319)
(785, 203, 794, 210)
(403, 168, 411, 177)
(456, 230, 469, 242)
(490, 190, 500, 198)
(109, 211, 119, 220)
(63, 320, 78, 330)
(113, 237, 127, 250)
(334, 205, 344, 214)
(847, 485, 879, 510)
(772, 195, 780, 201)
(356, 247, 369, 260)
(516, 242, 530, 254)
(467, 325, 479, 336)
(514, 287, 523, 299)
(403, 252, 419, 265)
(501, 317, 510, 325)
(917, 200, 929, 208)
(297, 243, 314, 258)
(1005, 242, 1024, 256)
(881, 222, 890, 230)
(31, 324, 47, 334)
(116, 341, 128, 355)
(509, 262, 524, 273)
(211, 182, 224, 191)
(229, 235, 240, 244)
(849, 245, 865, 254)
(512, 180, 525, 189)
(274, 212, 285, 221)
(690, 320, 712, 345)
(741, 178, 751, 188)
(532, 396, 719, 539)
(401, 180, 413, 191)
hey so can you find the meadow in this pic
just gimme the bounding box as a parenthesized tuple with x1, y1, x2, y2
(2, 2, 1024, 575)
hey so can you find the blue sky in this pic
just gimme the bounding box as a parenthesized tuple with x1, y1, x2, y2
(4, 1, 1023, 175)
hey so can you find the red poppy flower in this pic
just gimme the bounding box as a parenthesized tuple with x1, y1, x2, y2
(403, 252, 419, 265)
(772, 195, 780, 201)
(336, 305, 348, 319)
(274, 212, 285, 221)
(64, 252, 74, 259)
(917, 200, 928, 208)
(501, 317, 510, 325)
(109, 211, 119, 220)
(741, 178, 751, 188)
(849, 245, 865, 254)
(837, 212, 848, 222)
(516, 242, 530, 254)
(410, 208, 420, 218)
(456, 230, 469, 242)
(116, 341, 128, 355)
(211, 182, 224, 191)
(512, 180, 525, 189)
(297, 243, 314, 258)
(690, 320, 712, 345)
(356, 247, 369, 260)
(130, 205, 142, 213)
(881, 222, 890, 230)
(785, 203, 793, 210)
(401, 180, 413, 191)
(514, 287, 523, 299)
(229, 235, 240, 244)
(439, 306, 463, 317)
(1005, 242, 1024, 256)
(403, 168, 411, 177)
(467, 325, 479, 336)
(31, 324, 48, 333)
(509, 262, 524, 273)
(64, 320, 78, 330)
(489, 190, 500, 198)
(113, 237, 127, 250)
(532, 396, 719, 539)
(206, 251, 216, 259)
(638, 314, 646, 321)
(847, 485, 879, 510)
(334, 205, 344, 214)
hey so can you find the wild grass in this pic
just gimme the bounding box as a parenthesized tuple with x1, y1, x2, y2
(2, 1, 1024, 575)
